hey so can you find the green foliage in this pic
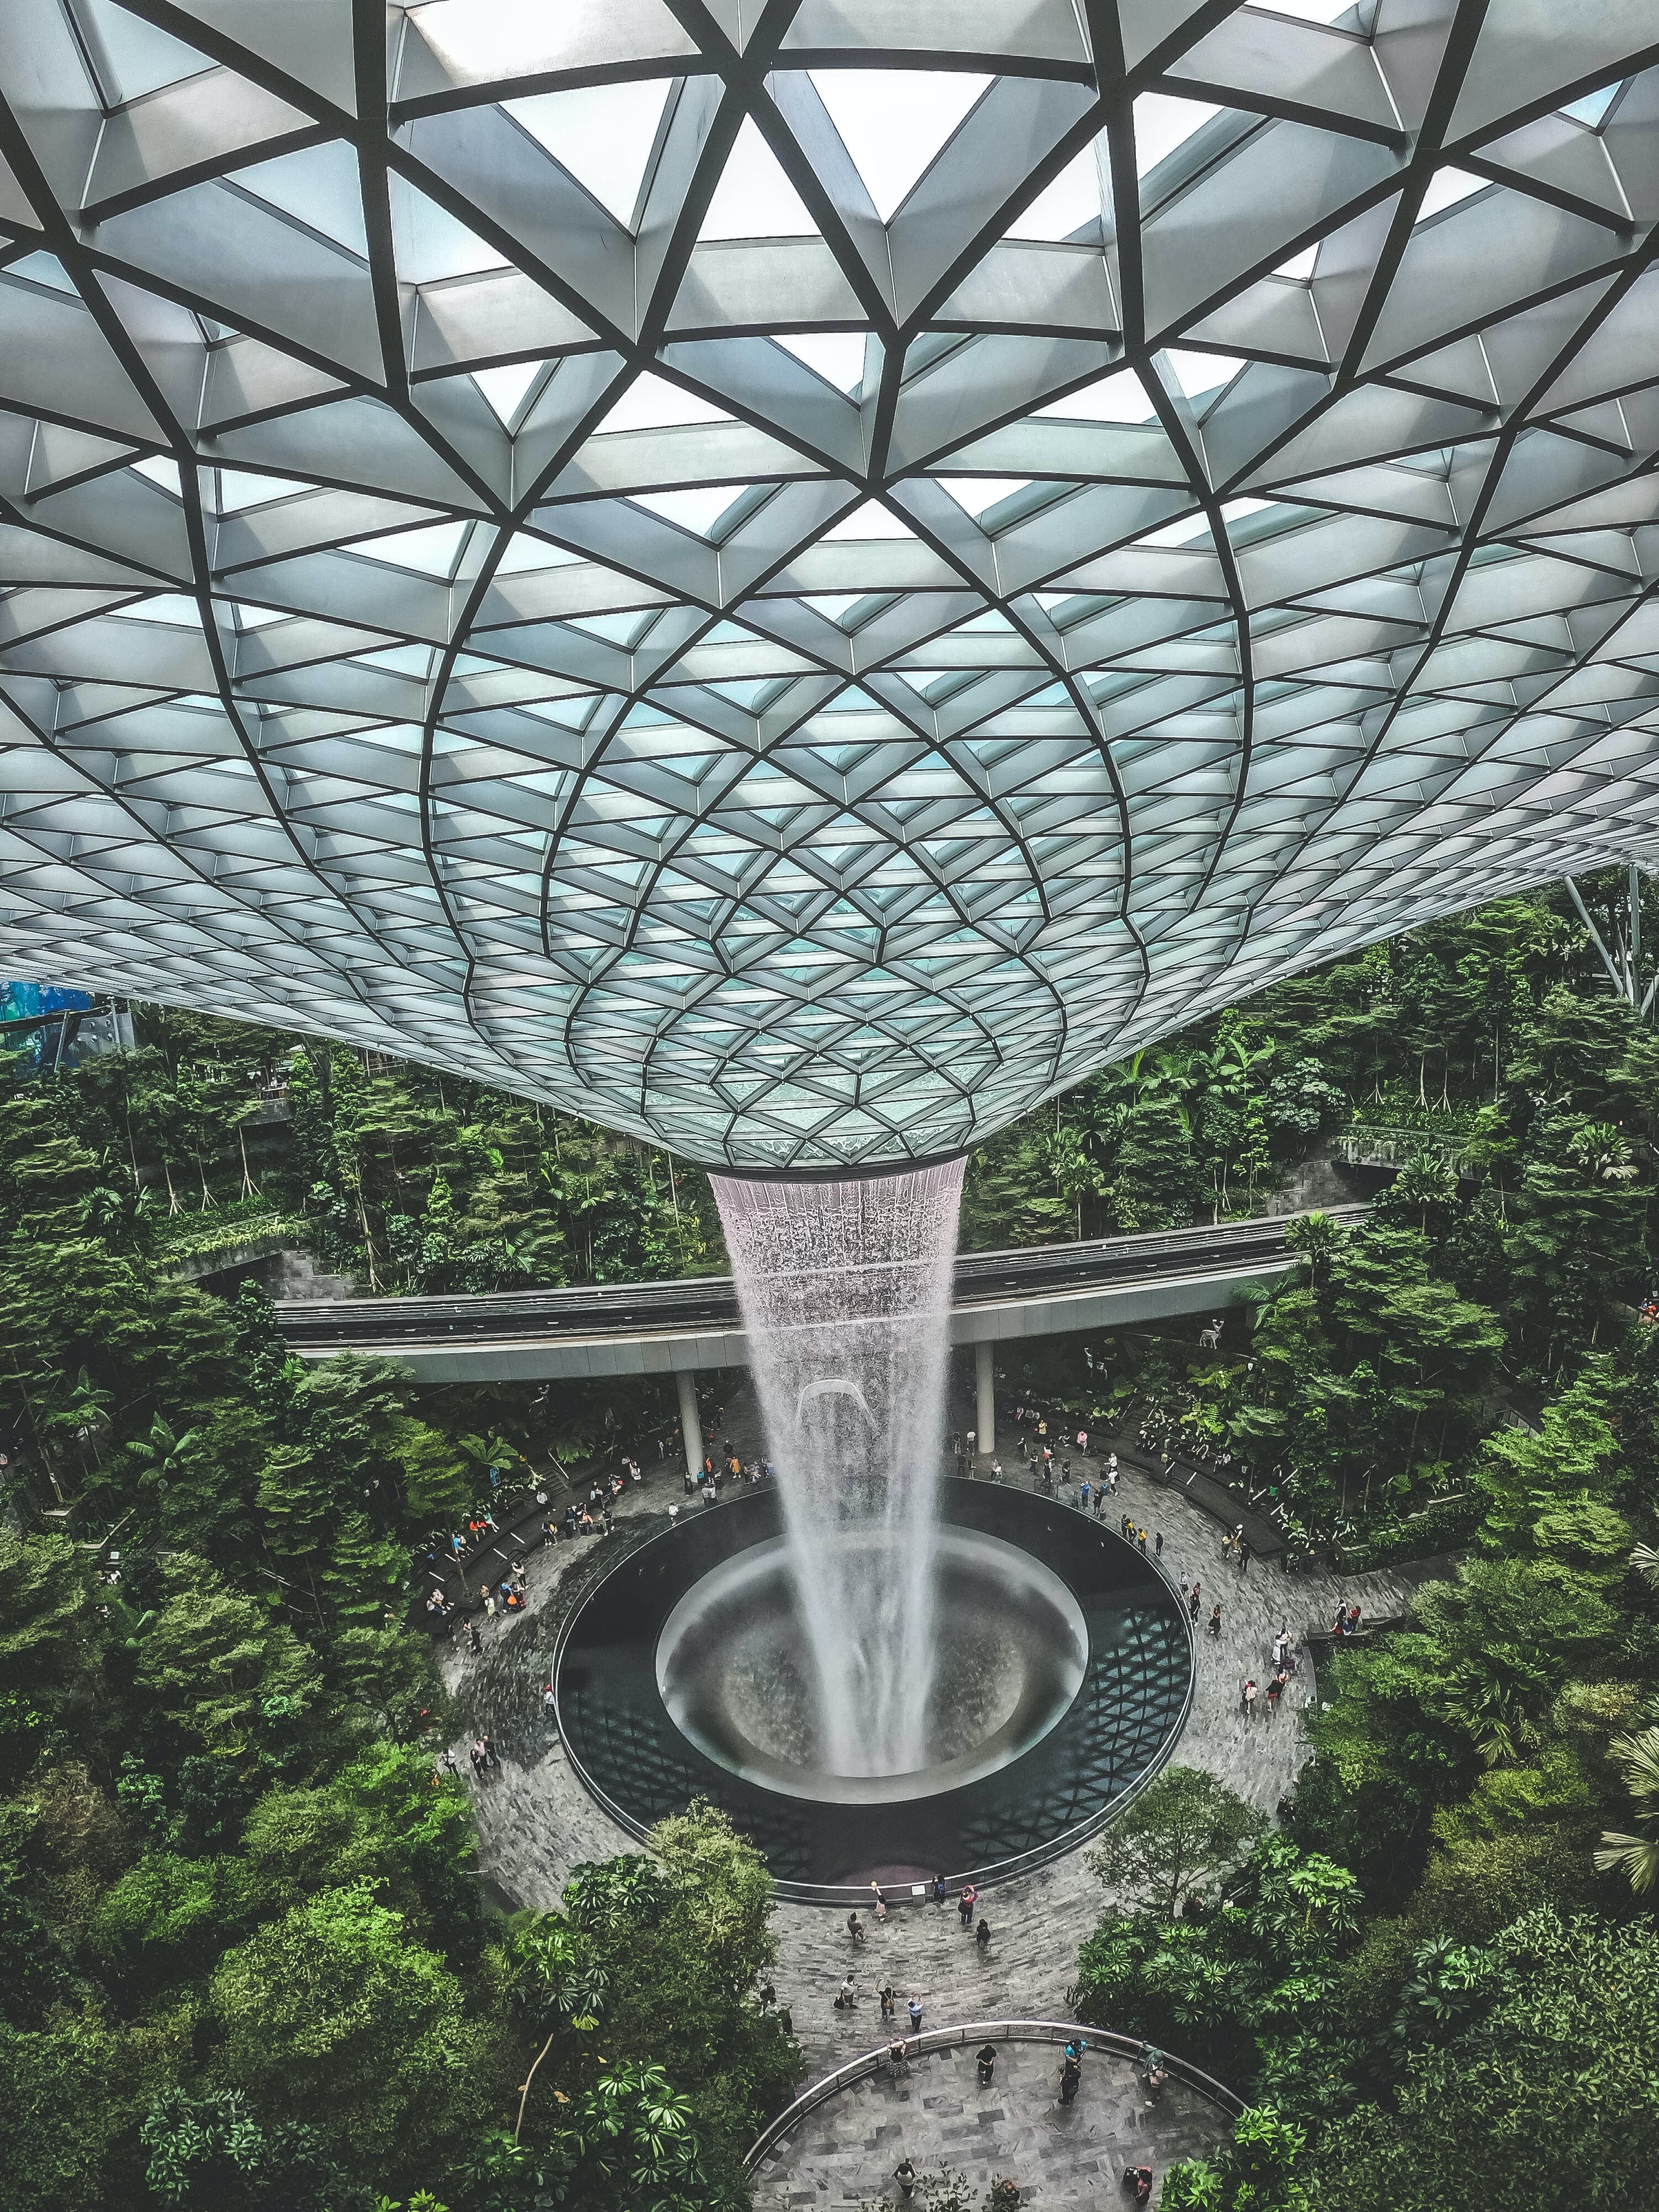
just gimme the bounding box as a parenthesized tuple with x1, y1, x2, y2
(1086, 1767, 1267, 1917)
(556, 1802, 800, 2187)
(208, 1882, 484, 2177)
(1074, 1833, 1361, 2080)
(132, 1557, 321, 1760)
(1299, 1907, 1659, 2212)
(91, 1851, 257, 1989)
(140, 2086, 359, 2212)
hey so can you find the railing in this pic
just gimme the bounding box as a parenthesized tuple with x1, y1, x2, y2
(744, 2017, 1244, 2172)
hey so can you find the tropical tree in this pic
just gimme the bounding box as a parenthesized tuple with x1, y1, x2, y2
(1594, 1725, 1659, 1895)
(1087, 1767, 1266, 1918)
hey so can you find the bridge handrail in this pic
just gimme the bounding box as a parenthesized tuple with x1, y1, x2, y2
(743, 2016, 1244, 2172)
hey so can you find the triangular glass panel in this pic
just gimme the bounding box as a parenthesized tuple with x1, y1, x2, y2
(1034, 371, 1156, 422)
(1006, 146, 1109, 242)
(494, 533, 581, 573)
(349, 521, 473, 573)
(232, 143, 369, 257)
(1416, 169, 1488, 223)
(503, 79, 673, 228)
(810, 69, 991, 221)
(390, 176, 509, 284)
(822, 501, 918, 541)
(1163, 349, 1245, 399)
(938, 477, 1034, 517)
(594, 374, 734, 433)
(4, 252, 76, 291)
(1133, 95, 1220, 179)
(629, 486, 743, 535)
(76, 0, 214, 104)
(774, 332, 868, 392)
(1561, 84, 1621, 127)
(215, 469, 317, 511)
(112, 593, 203, 625)
(131, 456, 182, 494)
(700, 117, 818, 240)
(472, 361, 545, 426)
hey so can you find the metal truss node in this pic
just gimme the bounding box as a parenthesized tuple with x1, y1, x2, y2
(4, 4, 1659, 1167)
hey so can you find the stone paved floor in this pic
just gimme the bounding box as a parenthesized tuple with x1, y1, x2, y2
(442, 1404, 1428, 2140)
(753, 2036, 1226, 2209)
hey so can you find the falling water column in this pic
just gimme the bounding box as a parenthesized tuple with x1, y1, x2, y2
(711, 1160, 966, 1780)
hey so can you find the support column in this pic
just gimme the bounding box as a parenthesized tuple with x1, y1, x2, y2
(974, 1341, 995, 1458)
(676, 1368, 702, 1479)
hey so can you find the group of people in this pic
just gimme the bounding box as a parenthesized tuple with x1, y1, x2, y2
(1175, 1575, 1223, 1640)
(1240, 1620, 1306, 1721)
(686, 1436, 776, 1504)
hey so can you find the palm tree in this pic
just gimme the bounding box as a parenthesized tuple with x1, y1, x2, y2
(126, 1413, 202, 1501)
(1595, 1725, 1659, 1895)
(39, 1367, 113, 1472)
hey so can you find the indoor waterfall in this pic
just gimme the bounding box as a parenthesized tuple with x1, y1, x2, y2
(710, 1160, 966, 1778)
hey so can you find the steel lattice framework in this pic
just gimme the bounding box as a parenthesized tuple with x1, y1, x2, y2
(4, 4, 1659, 1167)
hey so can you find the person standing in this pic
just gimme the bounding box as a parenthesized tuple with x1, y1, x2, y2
(908, 1994, 924, 2033)
(1155, 1530, 1164, 1557)
(871, 1880, 888, 1924)
(1272, 1623, 1290, 1671)
(894, 2158, 917, 2201)
(958, 1882, 978, 1929)
(1138, 1528, 1147, 1555)
(1237, 1535, 1250, 1573)
(1209, 1602, 1223, 1639)
(880, 1983, 896, 2022)
(975, 1916, 990, 1950)
(932, 1872, 947, 1907)
(1240, 1677, 1257, 1722)
(847, 1910, 865, 1945)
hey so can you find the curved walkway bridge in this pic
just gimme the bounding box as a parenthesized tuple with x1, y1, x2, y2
(276, 1206, 1360, 1468)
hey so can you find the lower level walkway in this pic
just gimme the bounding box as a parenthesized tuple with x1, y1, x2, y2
(753, 2031, 1226, 2210)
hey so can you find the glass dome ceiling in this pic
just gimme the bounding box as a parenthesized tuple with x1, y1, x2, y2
(3, 4, 1659, 1168)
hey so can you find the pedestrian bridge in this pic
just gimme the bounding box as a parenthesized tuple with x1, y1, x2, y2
(276, 1209, 1360, 1463)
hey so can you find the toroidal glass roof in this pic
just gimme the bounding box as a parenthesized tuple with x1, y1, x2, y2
(4, 7, 1659, 1168)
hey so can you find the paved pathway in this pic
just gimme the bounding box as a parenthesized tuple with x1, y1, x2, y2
(445, 1443, 1421, 2024)
(753, 2034, 1227, 2210)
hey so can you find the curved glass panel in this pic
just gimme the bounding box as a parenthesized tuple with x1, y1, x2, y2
(1, 9, 1657, 1165)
